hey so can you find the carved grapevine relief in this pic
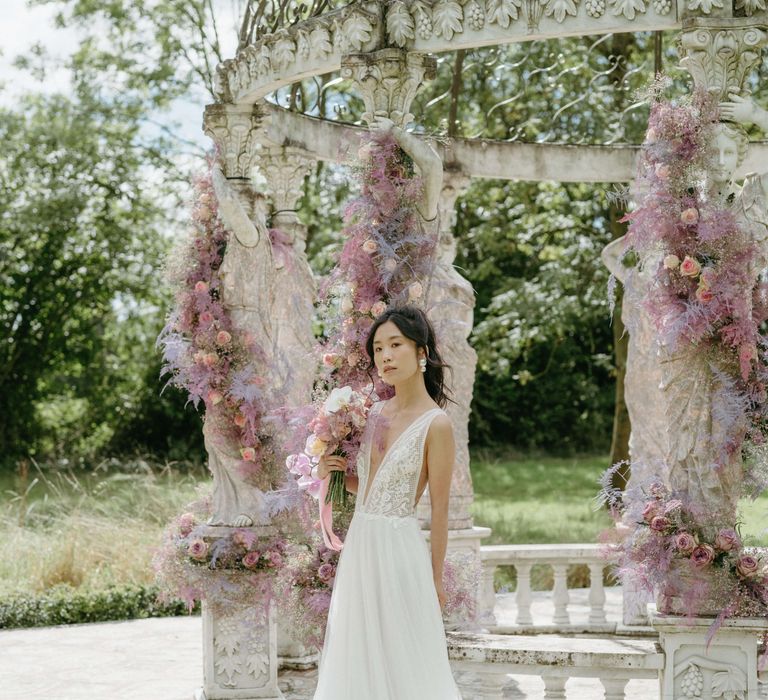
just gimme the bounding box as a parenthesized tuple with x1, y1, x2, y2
(487, 0, 522, 25)
(687, 0, 723, 13)
(309, 25, 332, 58)
(271, 31, 296, 70)
(609, 0, 646, 20)
(652, 0, 672, 14)
(342, 12, 374, 50)
(680, 663, 704, 698)
(545, 0, 579, 23)
(465, 0, 486, 30)
(585, 0, 606, 16)
(734, 0, 766, 14)
(387, 1, 416, 47)
(432, 0, 464, 40)
(412, 1, 434, 39)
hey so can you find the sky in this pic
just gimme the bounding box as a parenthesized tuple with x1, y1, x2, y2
(0, 0, 242, 149)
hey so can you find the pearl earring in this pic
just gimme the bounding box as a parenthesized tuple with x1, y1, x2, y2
(419, 357, 427, 373)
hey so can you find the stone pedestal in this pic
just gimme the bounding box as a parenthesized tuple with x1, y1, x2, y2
(196, 599, 284, 700)
(276, 625, 318, 671)
(651, 612, 768, 700)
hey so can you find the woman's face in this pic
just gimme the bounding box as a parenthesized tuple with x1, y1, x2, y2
(372, 320, 422, 385)
(710, 129, 740, 185)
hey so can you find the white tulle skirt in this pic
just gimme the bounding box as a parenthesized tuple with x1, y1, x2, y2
(312, 510, 463, 700)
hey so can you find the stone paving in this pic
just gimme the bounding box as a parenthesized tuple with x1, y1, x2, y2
(0, 588, 659, 700)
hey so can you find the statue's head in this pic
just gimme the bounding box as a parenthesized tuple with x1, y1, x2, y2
(710, 122, 749, 185)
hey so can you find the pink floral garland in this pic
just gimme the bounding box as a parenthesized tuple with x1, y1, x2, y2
(601, 92, 768, 644)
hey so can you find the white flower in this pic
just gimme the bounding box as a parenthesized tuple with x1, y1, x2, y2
(324, 386, 354, 413)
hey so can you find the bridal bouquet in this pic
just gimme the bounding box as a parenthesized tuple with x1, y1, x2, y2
(305, 386, 369, 508)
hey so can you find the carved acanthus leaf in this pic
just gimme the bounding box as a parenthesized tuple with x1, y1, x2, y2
(432, 0, 464, 40)
(295, 29, 311, 59)
(545, 0, 578, 22)
(309, 25, 332, 58)
(413, 1, 434, 38)
(687, 0, 723, 11)
(342, 12, 374, 51)
(255, 45, 271, 76)
(486, 0, 522, 26)
(734, 0, 766, 14)
(271, 32, 295, 70)
(387, 1, 416, 47)
(609, 0, 646, 19)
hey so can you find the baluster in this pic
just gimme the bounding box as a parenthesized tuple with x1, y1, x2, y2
(599, 677, 628, 700)
(552, 563, 570, 626)
(480, 560, 498, 626)
(542, 674, 567, 699)
(474, 670, 509, 698)
(515, 562, 533, 626)
(588, 562, 607, 625)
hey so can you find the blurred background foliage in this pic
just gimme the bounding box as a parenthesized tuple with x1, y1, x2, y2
(0, 1, 698, 472)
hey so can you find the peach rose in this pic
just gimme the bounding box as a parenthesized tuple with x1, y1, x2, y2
(216, 330, 232, 346)
(691, 544, 715, 568)
(680, 208, 699, 225)
(655, 163, 670, 179)
(371, 301, 387, 317)
(674, 532, 697, 556)
(188, 539, 209, 561)
(714, 528, 741, 552)
(736, 554, 761, 579)
(203, 352, 218, 367)
(207, 390, 223, 405)
(696, 285, 713, 303)
(347, 352, 361, 367)
(199, 311, 213, 325)
(194, 281, 209, 293)
(234, 414, 247, 428)
(198, 205, 212, 221)
(679, 256, 701, 277)
(322, 353, 340, 368)
(663, 254, 680, 269)
(362, 239, 378, 254)
(240, 446, 257, 462)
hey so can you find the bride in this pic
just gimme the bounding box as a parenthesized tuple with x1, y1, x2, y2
(311, 305, 463, 699)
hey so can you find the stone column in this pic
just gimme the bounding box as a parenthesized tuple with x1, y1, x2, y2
(199, 103, 284, 699)
(256, 144, 317, 411)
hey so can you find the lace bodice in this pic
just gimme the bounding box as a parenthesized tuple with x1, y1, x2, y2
(355, 403, 444, 519)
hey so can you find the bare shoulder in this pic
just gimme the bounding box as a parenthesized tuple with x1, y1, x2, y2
(427, 412, 453, 439)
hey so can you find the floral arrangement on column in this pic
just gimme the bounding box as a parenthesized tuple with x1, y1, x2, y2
(600, 91, 768, 639)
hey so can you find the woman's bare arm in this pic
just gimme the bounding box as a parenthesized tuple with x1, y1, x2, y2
(425, 415, 455, 584)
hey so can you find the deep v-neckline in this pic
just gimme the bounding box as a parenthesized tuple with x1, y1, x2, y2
(362, 403, 439, 507)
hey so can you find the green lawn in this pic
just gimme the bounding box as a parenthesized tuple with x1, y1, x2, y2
(0, 453, 765, 597)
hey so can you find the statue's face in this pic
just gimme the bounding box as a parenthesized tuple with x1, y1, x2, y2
(710, 129, 740, 185)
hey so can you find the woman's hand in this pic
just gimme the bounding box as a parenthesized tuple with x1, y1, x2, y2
(434, 577, 447, 612)
(317, 454, 347, 480)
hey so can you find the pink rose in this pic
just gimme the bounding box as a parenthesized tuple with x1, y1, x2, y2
(679, 256, 701, 277)
(674, 532, 697, 556)
(735, 554, 761, 579)
(203, 352, 218, 367)
(642, 501, 659, 523)
(714, 528, 741, 552)
(663, 254, 680, 270)
(362, 239, 378, 254)
(242, 551, 260, 569)
(347, 352, 360, 367)
(267, 550, 283, 567)
(680, 208, 699, 225)
(240, 446, 257, 462)
(216, 330, 232, 346)
(322, 353, 339, 367)
(199, 311, 213, 325)
(699, 267, 716, 287)
(207, 390, 223, 405)
(188, 539, 209, 561)
(408, 282, 423, 301)
(318, 563, 335, 581)
(234, 413, 247, 428)
(194, 281, 209, 293)
(650, 515, 671, 532)
(691, 544, 715, 568)
(371, 301, 387, 317)
(696, 285, 713, 303)
(178, 512, 195, 537)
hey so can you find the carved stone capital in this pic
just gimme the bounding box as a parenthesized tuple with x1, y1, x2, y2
(679, 23, 768, 100)
(257, 146, 315, 216)
(203, 103, 266, 179)
(340, 49, 437, 127)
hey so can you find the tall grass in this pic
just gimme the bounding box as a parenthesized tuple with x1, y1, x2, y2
(0, 460, 205, 596)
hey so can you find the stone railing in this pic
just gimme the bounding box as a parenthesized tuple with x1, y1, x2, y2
(480, 543, 620, 634)
(448, 631, 663, 699)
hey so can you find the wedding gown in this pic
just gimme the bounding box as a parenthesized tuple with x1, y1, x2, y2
(312, 402, 463, 700)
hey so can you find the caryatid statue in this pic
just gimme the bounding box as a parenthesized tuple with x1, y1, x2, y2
(203, 166, 277, 527)
(662, 94, 768, 520)
(601, 238, 667, 492)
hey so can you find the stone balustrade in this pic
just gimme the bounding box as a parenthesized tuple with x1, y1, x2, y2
(447, 631, 663, 699)
(480, 544, 618, 634)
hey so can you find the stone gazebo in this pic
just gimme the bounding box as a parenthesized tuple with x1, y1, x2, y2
(198, 0, 768, 698)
